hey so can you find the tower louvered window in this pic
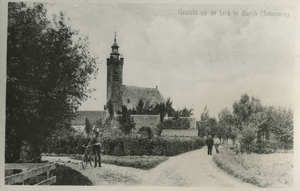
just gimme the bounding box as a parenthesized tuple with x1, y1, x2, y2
(114, 71, 119, 82)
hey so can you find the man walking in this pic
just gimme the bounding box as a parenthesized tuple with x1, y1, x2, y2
(89, 126, 103, 168)
(206, 134, 214, 155)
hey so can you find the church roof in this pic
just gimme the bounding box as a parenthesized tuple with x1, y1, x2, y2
(70, 111, 108, 126)
(120, 85, 166, 109)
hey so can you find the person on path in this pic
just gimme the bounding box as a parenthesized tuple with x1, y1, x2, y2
(214, 136, 221, 154)
(206, 134, 214, 155)
(234, 139, 241, 154)
(89, 126, 104, 168)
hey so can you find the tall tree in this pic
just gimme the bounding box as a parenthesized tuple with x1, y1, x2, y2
(117, 106, 136, 135)
(232, 94, 263, 131)
(155, 102, 166, 123)
(165, 97, 175, 117)
(218, 108, 234, 143)
(197, 106, 210, 137)
(105, 99, 114, 120)
(136, 99, 145, 114)
(269, 106, 293, 149)
(6, 2, 98, 162)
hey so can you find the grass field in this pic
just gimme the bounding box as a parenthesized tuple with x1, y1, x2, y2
(213, 145, 293, 188)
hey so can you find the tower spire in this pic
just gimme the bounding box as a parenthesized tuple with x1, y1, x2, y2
(114, 27, 117, 43)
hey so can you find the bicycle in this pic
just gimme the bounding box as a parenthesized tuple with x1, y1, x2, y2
(81, 144, 93, 169)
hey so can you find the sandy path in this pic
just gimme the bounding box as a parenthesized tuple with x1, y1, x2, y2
(43, 146, 256, 187)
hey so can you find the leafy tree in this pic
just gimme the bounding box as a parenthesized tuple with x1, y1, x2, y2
(197, 106, 210, 137)
(138, 126, 153, 139)
(95, 117, 111, 134)
(165, 97, 175, 117)
(241, 126, 256, 154)
(85, 117, 92, 135)
(227, 126, 239, 145)
(206, 117, 218, 138)
(105, 99, 114, 120)
(269, 106, 293, 149)
(6, 2, 98, 162)
(117, 106, 136, 135)
(218, 108, 234, 144)
(155, 102, 166, 123)
(232, 94, 263, 131)
(136, 99, 145, 114)
(248, 106, 274, 141)
(178, 107, 193, 117)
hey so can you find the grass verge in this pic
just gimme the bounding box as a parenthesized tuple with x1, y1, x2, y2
(70, 154, 168, 170)
(213, 145, 293, 188)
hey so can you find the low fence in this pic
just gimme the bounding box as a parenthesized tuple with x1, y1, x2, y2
(5, 163, 57, 185)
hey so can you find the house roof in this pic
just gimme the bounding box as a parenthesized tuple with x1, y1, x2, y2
(111, 114, 160, 130)
(121, 85, 166, 109)
(165, 117, 197, 129)
(161, 129, 198, 137)
(70, 111, 108, 126)
(131, 115, 160, 129)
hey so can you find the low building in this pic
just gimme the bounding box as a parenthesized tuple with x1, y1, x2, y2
(161, 129, 198, 137)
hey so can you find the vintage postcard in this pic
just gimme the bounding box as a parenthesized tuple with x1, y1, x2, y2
(1, 0, 299, 190)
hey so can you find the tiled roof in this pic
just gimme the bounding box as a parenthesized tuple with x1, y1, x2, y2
(161, 129, 198, 137)
(165, 117, 197, 129)
(121, 85, 166, 109)
(70, 111, 108, 126)
(111, 114, 160, 130)
(131, 115, 160, 129)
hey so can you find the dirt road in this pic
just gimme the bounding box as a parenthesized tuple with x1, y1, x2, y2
(43, 147, 256, 187)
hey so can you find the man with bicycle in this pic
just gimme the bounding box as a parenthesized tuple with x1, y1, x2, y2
(88, 126, 104, 168)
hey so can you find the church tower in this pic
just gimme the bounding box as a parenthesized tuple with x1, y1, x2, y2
(107, 31, 124, 112)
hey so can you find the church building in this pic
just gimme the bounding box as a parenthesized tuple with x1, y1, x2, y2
(106, 32, 166, 112)
(71, 32, 197, 133)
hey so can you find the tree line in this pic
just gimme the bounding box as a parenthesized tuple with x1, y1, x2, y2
(85, 98, 194, 136)
(197, 94, 293, 151)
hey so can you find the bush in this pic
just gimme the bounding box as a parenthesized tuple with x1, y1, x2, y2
(241, 127, 256, 154)
(138, 126, 153, 139)
(43, 132, 90, 155)
(252, 141, 280, 154)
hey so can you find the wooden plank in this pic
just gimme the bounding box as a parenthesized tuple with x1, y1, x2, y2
(5, 163, 49, 170)
(5, 163, 56, 185)
(34, 176, 56, 186)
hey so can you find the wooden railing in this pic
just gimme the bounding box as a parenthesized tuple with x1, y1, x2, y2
(5, 163, 57, 185)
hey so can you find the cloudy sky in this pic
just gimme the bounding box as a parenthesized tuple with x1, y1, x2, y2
(45, 2, 297, 119)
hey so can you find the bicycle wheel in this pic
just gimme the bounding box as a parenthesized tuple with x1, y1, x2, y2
(81, 154, 88, 169)
(88, 154, 94, 167)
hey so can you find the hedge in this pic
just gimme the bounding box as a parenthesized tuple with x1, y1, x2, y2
(252, 140, 281, 154)
(102, 136, 205, 156)
(46, 134, 205, 157)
